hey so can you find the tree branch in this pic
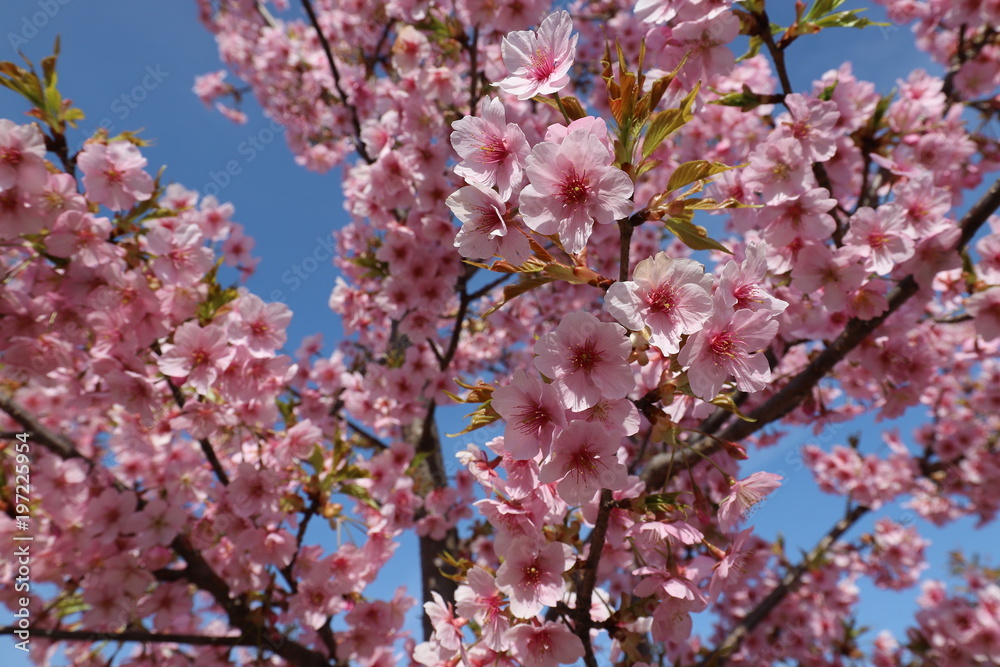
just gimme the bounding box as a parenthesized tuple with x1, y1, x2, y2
(642, 176, 1000, 491)
(165, 377, 230, 486)
(574, 489, 614, 667)
(300, 0, 374, 164)
(0, 392, 340, 667)
(697, 504, 870, 666)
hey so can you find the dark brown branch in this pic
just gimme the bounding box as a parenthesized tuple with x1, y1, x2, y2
(345, 418, 389, 450)
(439, 264, 475, 370)
(697, 504, 870, 666)
(0, 392, 340, 667)
(0, 391, 85, 462)
(756, 8, 793, 97)
(300, 0, 374, 164)
(467, 25, 480, 113)
(643, 175, 1000, 490)
(165, 378, 230, 486)
(618, 218, 634, 283)
(574, 489, 614, 667)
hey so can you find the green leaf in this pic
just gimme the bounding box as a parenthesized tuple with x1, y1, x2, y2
(641, 81, 700, 159)
(483, 272, 555, 316)
(666, 160, 737, 192)
(447, 400, 501, 436)
(813, 9, 885, 29)
(663, 217, 732, 254)
(709, 393, 757, 422)
(306, 443, 326, 474)
(817, 80, 838, 101)
(736, 36, 764, 62)
(711, 84, 766, 111)
(340, 484, 380, 510)
(802, 0, 848, 21)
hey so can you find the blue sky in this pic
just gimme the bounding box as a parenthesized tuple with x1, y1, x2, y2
(0, 1, 994, 664)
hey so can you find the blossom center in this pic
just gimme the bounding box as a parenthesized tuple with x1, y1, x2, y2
(770, 162, 790, 181)
(867, 231, 889, 250)
(570, 341, 601, 371)
(709, 332, 741, 359)
(558, 170, 590, 205)
(0, 146, 22, 166)
(104, 167, 124, 185)
(528, 48, 556, 81)
(646, 285, 676, 313)
(514, 403, 551, 434)
(523, 562, 541, 585)
(569, 447, 600, 479)
(477, 136, 510, 164)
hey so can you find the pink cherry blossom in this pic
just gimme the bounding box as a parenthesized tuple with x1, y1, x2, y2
(533, 311, 634, 411)
(492, 369, 567, 460)
(0, 119, 47, 193)
(45, 210, 117, 268)
(717, 241, 788, 315)
(78, 141, 155, 210)
(538, 420, 628, 505)
(967, 287, 1000, 341)
(791, 244, 867, 311)
(227, 293, 292, 357)
(450, 96, 529, 200)
(742, 137, 812, 203)
(677, 299, 778, 400)
(455, 567, 510, 652)
(775, 93, 841, 162)
(495, 536, 574, 618)
(424, 591, 464, 651)
(757, 187, 838, 246)
(605, 252, 713, 354)
(843, 204, 916, 275)
(718, 471, 783, 532)
(497, 11, 577, 100)
(157, 321, 236, 394)
(448, 184, 531, 265)
(519, 126, 634, 254)
(505, 621, 584, 667)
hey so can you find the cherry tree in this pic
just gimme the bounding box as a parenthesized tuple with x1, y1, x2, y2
(2, 0, 1000, 665)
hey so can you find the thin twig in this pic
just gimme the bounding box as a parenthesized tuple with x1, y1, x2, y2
(642, 175, 1000, 490)
(300, 0, 374, 164)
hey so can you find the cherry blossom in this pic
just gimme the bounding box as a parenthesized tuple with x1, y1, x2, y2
(539, 420, 628, 505)
(0, 119, 47, 192)
(677, 299, 778, 400)
(717, 472, 783, 533)
(533, 311, 634, 411)
(497, 11, 578, 100)
(77, 141, 155, 210)
(843, 204, 916, 275)
(605, 252, 713, 354)
(505, 621, 585, 667)
(448, 184, 531, 265)
(495, 537, 575, 618)
(157, 321, 236, 394)
(492, 369, 567, 460)
(450, 96, 529, 200)
(519, 124, 634, 254)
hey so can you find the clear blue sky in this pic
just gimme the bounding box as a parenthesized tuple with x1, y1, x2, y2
(0, 1, 993, 664)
